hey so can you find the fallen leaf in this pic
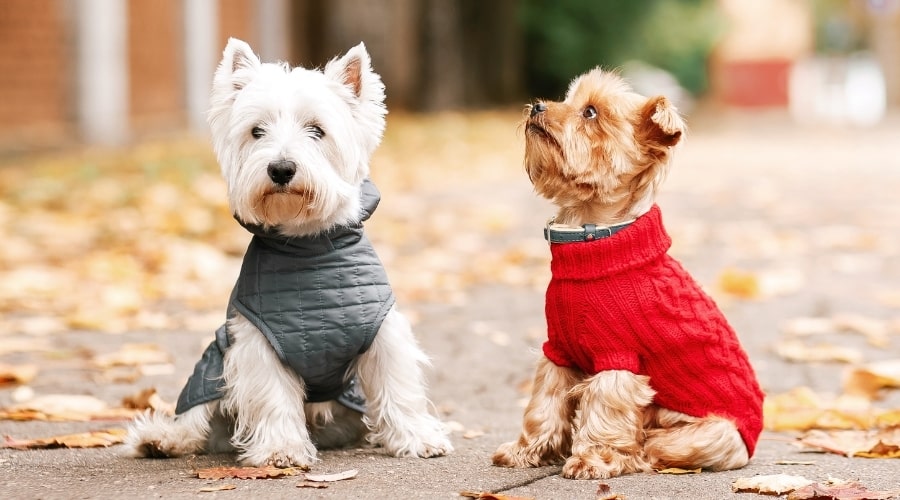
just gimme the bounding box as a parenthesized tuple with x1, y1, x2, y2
(2, 428, 126, 449)
(763, 387, 880, 431)
(656, 467, 701, 474)
(93, 343, 172, 368)
(198, 484, 236, 492)
(0, 363, 38, 386)
(296, 481, 329, 489)
(463, 430, 485, 439)
(195, 465, 306, 480)
(832, 313, 890, 347)
(787, 478, 900, 500)
(303, 469, 358, 482)
(797, 427, 900, 458)
(731, 474, 814, 495)
(843, 360, 900, 400)
(1, 394, 140, 421)
(718, 268, 760, 299)
(121, 388, 174, 415)
(459, 492, 535, 500)
(774, 339, 863, 364)
(596, 483, 625, 500)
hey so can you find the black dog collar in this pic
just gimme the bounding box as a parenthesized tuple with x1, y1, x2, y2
(544, 219, 633, 243)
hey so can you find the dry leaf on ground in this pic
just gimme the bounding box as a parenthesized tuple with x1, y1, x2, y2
(199, 484, 236, 492)
(844, 360, 900, 400)
(296, 481, 329, 489)
(459, 492, 535, 500)
(797, 427, 900, 458)
(596, 483, 625, 500)
(717, 268, 760, 299)
(774, 339, 863, 364)
(732, 474, 814, 495)
(763, 387, 884, 431)
(787, 478, 900, 500)
(93, 343, 173, 368)
(195, 465, 306, 480)
(0, 363, 38, 386)
(121, 388, 174, 415)
(2, 428, 126, 449)
(656, 467, 702, 474)
(0, 394, 140, 422)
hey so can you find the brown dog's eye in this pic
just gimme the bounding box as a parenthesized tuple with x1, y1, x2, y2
(583, 106, 597, 119)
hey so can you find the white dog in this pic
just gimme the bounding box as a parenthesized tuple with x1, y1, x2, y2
(126, 38, 452, 468)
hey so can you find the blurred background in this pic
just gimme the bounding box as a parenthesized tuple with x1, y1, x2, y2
(0, 0, 898, 340)
(1, 0, 899, 151)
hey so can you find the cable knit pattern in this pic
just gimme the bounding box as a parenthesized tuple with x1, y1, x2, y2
(543, 204, 765, 456)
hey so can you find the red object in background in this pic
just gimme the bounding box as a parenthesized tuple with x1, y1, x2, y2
(717, 59, 792, 107)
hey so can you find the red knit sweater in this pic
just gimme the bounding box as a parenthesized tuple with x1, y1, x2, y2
(543, 205, 764, 456)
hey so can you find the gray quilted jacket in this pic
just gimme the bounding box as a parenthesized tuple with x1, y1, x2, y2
(174, 179, 394, 415)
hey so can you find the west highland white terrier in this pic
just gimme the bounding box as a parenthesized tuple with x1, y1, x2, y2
(492, 69, 763, 478)
(126, 38, 452, 468)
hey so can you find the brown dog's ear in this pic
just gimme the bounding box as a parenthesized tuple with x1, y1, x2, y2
(639, 96, 685, 147)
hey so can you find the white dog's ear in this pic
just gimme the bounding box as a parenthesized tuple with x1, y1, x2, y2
(325, 42, 385, 106)
(215, 38, 260, 93)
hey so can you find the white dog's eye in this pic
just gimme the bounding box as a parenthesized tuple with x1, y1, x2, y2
(251, 126, 265, 139)
(582, 106, 597, 119)
(309, 125, 325, 139)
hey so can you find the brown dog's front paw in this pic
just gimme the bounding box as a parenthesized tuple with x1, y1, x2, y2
(492, 441, 562, 468)
(561, 455, 616, 479)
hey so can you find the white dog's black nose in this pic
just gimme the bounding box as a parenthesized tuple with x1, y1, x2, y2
(267, 160, 297, 185)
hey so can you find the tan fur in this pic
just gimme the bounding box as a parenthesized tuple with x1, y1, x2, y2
(493, 68, 748, 479)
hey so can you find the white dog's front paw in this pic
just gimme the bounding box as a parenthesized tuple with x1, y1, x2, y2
(376, 417, 453, 458)
(240, 440, 318, 469)
(125, 410, 208, 458)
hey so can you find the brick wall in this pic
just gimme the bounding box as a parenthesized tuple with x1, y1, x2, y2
(0, 0, 72, 146)
(128, 0, 185, 133)
(219, 0, 256, 49)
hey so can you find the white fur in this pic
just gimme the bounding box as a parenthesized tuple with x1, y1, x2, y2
(125, 38, 451, 466)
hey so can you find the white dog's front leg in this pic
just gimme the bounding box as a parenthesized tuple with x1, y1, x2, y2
(357, 306, 452, 458)
(222, 314, 317, 468)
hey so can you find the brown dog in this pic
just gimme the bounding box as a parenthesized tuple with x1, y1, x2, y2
(492, 69, 764, 479)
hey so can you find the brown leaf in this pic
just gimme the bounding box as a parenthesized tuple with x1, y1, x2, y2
(797, 427, 900, 457)
(787, 478, 900, 500)
(1, 394, 141, 422)
(195, 465, 306, 480)
(596, 483, 625, 500)
(459, 492, 535, 500)
(2, 428, 127, 449)
(732, 474, 814, 495)
(198, 484, 236, 492)
(93, 343, 172, 368)
(0, 363, 38, 386)
(121, 388, 174, 414)
(296, 481, 329, 489)
(843, 360, 900, 400)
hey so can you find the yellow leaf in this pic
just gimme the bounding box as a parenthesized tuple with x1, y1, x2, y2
(656, 467, 701, 474)
(2, 428, 127, 449)
(717, 268, 759, 299)
(0, 363, 38, 386)
(732, 474, 814, 495)
(195, 465, 306, 480)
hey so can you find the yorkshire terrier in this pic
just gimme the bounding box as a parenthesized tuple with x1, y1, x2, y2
(492, 68, 764, 479)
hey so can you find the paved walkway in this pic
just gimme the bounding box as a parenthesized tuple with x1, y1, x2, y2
(2, 110, 900, 499)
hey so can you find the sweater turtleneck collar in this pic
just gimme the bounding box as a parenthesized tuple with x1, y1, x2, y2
(549, 204, 672, 280)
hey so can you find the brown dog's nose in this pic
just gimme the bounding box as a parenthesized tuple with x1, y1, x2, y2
(530, 102, 547, 117)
